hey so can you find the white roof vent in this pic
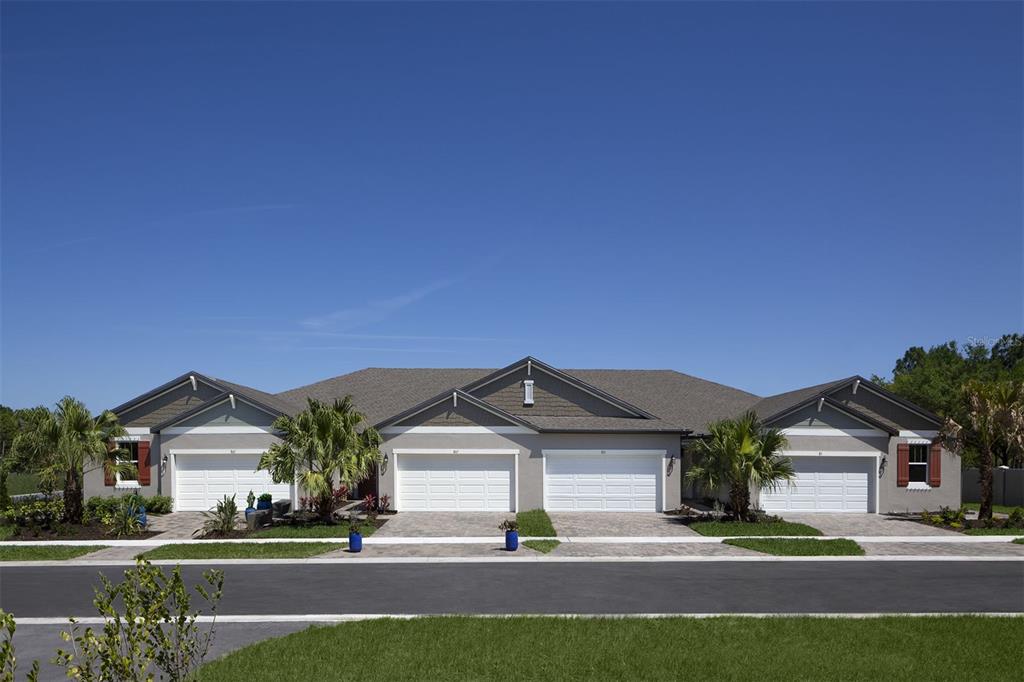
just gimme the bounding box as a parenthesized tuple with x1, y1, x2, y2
(523, 380, 535, 406)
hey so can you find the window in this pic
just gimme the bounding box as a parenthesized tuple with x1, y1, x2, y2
(523, 380, 535, 406)
(116, 441, 140, 485)
(908, 444, 929, 484)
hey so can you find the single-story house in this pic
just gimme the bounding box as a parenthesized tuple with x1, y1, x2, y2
(91, 356, 959, 514)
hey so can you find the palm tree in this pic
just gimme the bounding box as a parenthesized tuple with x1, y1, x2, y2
(11, 397, 128, 524)
(685, 411, 794, 520)
(942, 380, 1024, 520)
(259, 397, 382, 521)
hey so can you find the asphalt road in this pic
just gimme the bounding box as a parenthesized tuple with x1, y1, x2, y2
(3, 560, 1022, 617)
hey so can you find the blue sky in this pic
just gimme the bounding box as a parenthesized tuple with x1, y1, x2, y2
(2, 2, 1021, 411)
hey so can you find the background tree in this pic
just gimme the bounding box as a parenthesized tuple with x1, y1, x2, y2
(685, 411, 794, 520)
(875, 333, 1024, 466)
(10, 397, 127, 524)
(258, 397, 381, 521)
(942, 380, 1024, 520)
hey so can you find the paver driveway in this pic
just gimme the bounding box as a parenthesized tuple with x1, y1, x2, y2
(780, 513, 962, 536)
(373, 512, 511, 537)
(547, 512, 699, 537)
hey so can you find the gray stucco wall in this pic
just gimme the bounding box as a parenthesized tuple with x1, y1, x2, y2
(881, 437, 961, 513)
(84, 434, 162, 499)
(379, 431, 681, 511)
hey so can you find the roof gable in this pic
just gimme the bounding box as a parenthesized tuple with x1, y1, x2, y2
(113, 372, 225, 428)
(460, 357, 655, 419)
(151, 391, 285, 431)
(378, 389, 536, 431)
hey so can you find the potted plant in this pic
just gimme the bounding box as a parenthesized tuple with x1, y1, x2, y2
(256, 493, 273, 511)
(127, 493, 147, 529)
(499, 519, 518, 551)
(245, 490, 257, 516)
(347, 511, 363, 553)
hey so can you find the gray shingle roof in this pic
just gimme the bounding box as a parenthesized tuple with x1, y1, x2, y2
(521, 415, 683, 433)
(213, 378, 305, 417)
(276, 367, 761, 433)
(747, 377, 854, 422)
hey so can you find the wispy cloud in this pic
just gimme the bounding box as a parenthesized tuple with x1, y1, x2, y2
(301, 278, 455, 331)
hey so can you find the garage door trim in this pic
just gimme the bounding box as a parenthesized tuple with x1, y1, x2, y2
(171, 448, 292, 512)
(393, 448, 520, 512)
(542, 449, 667, 513)
(761, 451, 881, 514)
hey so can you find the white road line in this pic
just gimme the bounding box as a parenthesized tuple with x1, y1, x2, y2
(14, 612, 1024, 626)
(3, 555, 1022, 568)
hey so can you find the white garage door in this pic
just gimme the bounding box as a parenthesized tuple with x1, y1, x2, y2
(175, 453, 291, 512)
(397, 454, 514, 511)
(544, 452, 661, 512)
(760, 456, 874, 513)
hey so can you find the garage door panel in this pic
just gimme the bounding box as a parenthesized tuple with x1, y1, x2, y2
(175, 454, 290, 512)
(760, 456, 874, 513)
(397, 454, 514, 512)
(544, 453, 661, 512)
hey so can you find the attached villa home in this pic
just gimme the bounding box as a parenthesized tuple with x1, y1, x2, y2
(92, 356, 959, 515)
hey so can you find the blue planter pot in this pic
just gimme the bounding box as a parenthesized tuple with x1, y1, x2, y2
(135, 506, 147, 528)
(349, 531, 363, 553)
(505, 530, 519, 551)
(256, 499, 272, 511)
(244, 507, 256, 517)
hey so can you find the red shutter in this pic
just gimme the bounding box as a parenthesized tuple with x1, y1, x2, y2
(896, 443, 910, 487)
(104, 452, 116, 486)
(928, 442, 942, 488)
(137, 441, 151, 486)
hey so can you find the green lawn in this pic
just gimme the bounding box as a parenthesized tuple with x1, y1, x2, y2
(139, 542, 343, 560)
(962, 528, 1024, 536)
(1014, 538, 1024, 545)
(724, 538, 864, 556)
(5, 472, 41, 495)
(962, 502, 1023, 516)
(689, 521, 821, 537)
(523, 540, 560, 554)
(516, 509, 557, 537)
(0, 545, 106, 561)
(0, 525, 13, 540)
(251, 523, 376, 539)
(198, 616, 1023, 681)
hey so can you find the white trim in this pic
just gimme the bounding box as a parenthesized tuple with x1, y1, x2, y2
(123, 428, 152, 436)
(876, 453, 881, 514)
(661, 454, 667, 513)
(380, 426, 535, 435)
(903, 437, 932, 445)
(783, 450, 883, 458)
(163, 426, 275, 435)
(906, 482, 932, 491)
(541, 449, 667, 456)
(900, 430, 938, 439)
(514, 451, 520, 512)
(169, 448, 268, 455)
(115, 434, 146, 442)
(781, 428, 887, 437)
(392, 448, 520, 456)
(114, 481, 141, 490)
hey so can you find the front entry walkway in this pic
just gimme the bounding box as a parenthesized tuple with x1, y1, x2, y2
(780, 513, 962, 537)
(373, 512, 512, 537)
(547, 512, 699, 537)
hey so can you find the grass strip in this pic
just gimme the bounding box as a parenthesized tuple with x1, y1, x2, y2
(139, 542, 343, 560)
(962, 528, 1024, 536)
(723, 537, 864, 556)
(522, 539, 561, 554)
(516, 509, 557, 537)
(689, 521, 821, 537)
(0, 545, 107, 561)
(962, 503, 1023, 516)
(251, 523, 375, 539)
(1013, 538, 1024, 545)
(198, 615, 1022, 681)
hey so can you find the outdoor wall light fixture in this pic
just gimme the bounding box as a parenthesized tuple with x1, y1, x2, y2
(381, 452, 389, 474)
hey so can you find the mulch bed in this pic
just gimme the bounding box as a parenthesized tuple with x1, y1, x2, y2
(3, 523, 165, 541)
(197, 516, 389, 540)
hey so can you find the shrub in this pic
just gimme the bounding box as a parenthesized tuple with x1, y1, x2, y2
(499, 519, 519, 532)
(1007, 507, 1024, 529)
(300, 484, 348, 520)
(1, 610, 40, 681)
(53, 559, 224, 681)
(144, 495, 173, 515)
(195, 495, 238, 537)
(106, 496, 145, 538)
(85, 495, 172, 522)
(378, 494, 391, 513)
(258, 493, 273, 503)
(938, 506, 966, 526)
(2, 498, 65, 529)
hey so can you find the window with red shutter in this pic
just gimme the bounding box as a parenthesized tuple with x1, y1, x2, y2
(137, 441, 151, 486)
(928, 442, 942, 487)
(896, 443, 910, 487)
